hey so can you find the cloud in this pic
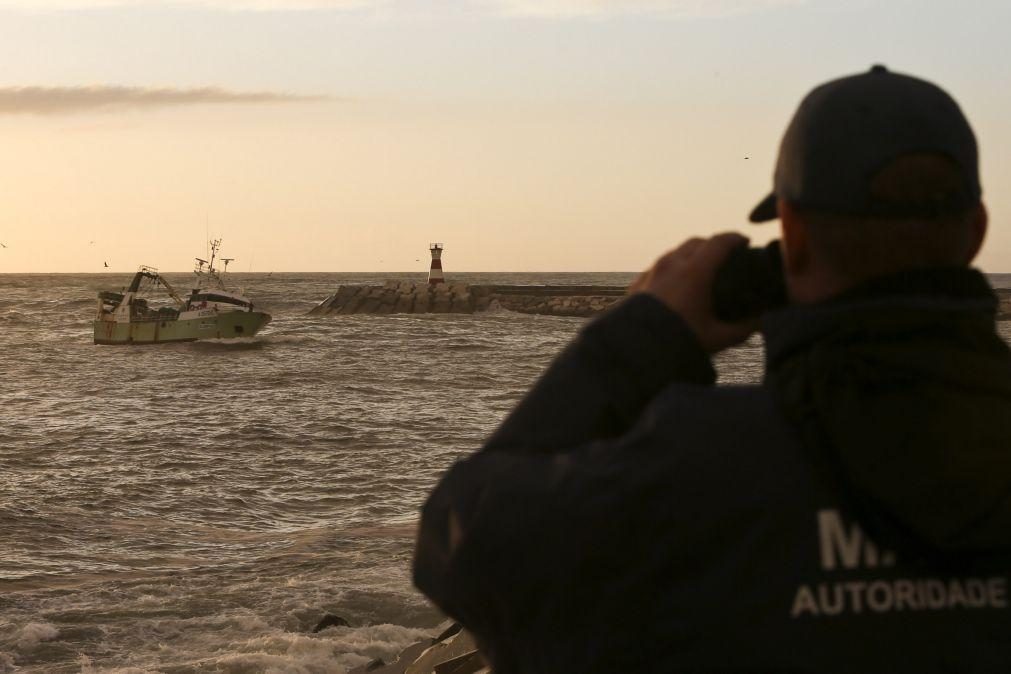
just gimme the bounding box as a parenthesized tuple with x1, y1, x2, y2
(0, 85, 328, 114)
(0, 0, 800, 15)
(0, 0, 378, 9)
(485, 0, 803, 18)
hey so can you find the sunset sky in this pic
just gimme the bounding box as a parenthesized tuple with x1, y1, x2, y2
(1, 0, 1009, 272)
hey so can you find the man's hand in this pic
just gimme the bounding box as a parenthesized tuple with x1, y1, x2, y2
(629, 232, 760, 353)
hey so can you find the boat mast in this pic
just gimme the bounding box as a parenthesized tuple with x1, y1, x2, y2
(208, 238, 221, 274)
(156, 274, 185, 307)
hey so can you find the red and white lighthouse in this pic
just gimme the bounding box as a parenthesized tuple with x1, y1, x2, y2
(428, 243, 445, 285)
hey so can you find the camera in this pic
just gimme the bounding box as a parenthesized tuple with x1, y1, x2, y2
(711, 240, 787, 322)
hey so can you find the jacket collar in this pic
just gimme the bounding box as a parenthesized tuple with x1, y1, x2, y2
(762, 267, 998, 369)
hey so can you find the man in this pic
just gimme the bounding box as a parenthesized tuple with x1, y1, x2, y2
(413, 66, 1011, 672)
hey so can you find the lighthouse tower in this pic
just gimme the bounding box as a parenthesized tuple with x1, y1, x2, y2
(428, 243, 445, 285)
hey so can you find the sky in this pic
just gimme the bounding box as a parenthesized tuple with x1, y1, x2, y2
(1, 0, 1009, 272)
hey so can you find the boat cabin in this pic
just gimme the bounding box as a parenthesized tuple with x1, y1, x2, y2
(186, 291, 254, 312)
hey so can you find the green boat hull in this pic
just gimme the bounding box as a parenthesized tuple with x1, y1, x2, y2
(93, 311, 271, 345)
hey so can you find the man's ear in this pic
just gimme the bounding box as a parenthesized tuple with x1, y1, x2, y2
(963, 202, 988, 265)
(778, 198, 810, 275)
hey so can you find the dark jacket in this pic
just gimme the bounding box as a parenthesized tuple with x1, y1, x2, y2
(413, 267, 1011, 673)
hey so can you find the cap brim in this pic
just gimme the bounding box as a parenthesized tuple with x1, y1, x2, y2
(748, 193, 778, 223)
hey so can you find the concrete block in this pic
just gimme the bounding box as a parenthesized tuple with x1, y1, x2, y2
(394, 293, 416, 313)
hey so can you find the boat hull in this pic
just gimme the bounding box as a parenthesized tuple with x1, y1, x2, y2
(93, 311, 271, 345)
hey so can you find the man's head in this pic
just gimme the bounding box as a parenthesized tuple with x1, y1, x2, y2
(750, 65, 986, 303)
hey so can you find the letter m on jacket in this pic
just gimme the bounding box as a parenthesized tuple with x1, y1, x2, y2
(818, 509, 895, 571)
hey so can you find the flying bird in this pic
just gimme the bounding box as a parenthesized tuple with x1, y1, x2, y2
(0, 243, 6, 248)
(104, 261, 109, 268)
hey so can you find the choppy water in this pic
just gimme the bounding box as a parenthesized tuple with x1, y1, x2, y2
(1, 271, 1007, 672)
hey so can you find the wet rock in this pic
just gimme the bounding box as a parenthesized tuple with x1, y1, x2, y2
(434, 650, 485, 674)
(394, 293, 416, 313)
(349, 639, 431, 674)
(312, 613, 350, 633)
(433, 622, 462, 644)
(404, 631, 477, 674)
(337, 289, 365, 315)
(449, 295, 473, 313)
(311, 283, 627, 317)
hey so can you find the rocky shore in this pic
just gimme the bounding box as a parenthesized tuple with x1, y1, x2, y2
(309, 283, 1011, 320)
(347, 624, 485, 674)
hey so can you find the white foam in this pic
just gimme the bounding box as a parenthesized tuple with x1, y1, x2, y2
(15, 621, 59, 651)
(77, 654, 157, 674)
(181, 623, 435, 674)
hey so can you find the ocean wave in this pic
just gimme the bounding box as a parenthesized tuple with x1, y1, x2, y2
(259, 333, 334, 346)
(0, 271, 748, 672)
(213, 623, 434, 673)
(4, 622, 60, 653)
(188, 337, 266, 350)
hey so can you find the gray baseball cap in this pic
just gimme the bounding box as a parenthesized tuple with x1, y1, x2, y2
(749, 65, 981, 223)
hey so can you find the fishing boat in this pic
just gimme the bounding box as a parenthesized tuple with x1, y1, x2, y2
(93, 240, 271, 345)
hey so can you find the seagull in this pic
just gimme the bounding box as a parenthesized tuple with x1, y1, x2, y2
(0, 243, 6, 249)
(104, 261, 109, 268)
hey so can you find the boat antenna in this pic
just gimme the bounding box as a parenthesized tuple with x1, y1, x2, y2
(208, 238, 221, 274)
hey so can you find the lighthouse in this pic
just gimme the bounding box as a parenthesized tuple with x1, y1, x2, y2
(428, 243, 445, 285)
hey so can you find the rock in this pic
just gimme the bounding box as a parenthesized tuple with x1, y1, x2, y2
(404, 631, 477, 674)
(312, 614, 350, 632)
(433, 650, 485, 674)
(394, 293, 416, 313)
(311, 283, 630, 317)
(349, 639, 432, 674)
(338, 291, 365, 315)
(415, 291, 431, 313)
(433, 623, 462, 644)
(449, 294, 474, 313)
(366, 658, 387, 671)
(308, 293, 335, 315)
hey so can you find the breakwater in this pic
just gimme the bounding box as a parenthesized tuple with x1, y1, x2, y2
(310, 284, 1011, 320)
(309, 282, 627, 318)
(999, 289, 1011, 320)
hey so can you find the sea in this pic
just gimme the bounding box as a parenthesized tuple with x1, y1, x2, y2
(2, 271, 1010, 673)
